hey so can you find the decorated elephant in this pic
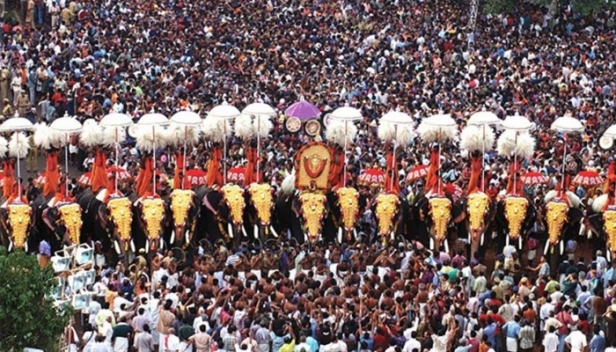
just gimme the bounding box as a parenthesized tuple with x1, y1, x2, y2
(167, 187, 208, 247)
(245, 182, 278, 239)
(329, 187, 365, 243)
(414, 193, 455, 251)
(133, 194, 169, 253)
(542, 190, 583, 255)
(463, 191, 495, 257)
(0, 201, 34, 252)
(32, 191, 84, 251)
(373, 192, 410, 244)
(201, 185, 249, 245)
(585, 194, 616, 259)
(495, 195, 537, 249)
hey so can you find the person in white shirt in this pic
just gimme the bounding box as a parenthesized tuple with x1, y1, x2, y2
(294, 336, 311, 352)
(564, 326, 587, 352)
(91, 335, 113, 352)
(100, 316, 114, 345)
(162, 328, 180, 352)
(606, 340, 616, 352)
(88, 299, 102, 328)
(402, 331, 421, 352)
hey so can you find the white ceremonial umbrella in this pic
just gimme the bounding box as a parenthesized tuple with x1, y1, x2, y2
(50, 115, 83, 197)
(551, 115, 584, 191)
(331, 106, 364, 185)
(137, 113, 170, 194)
(207, 103, 240, 183)
(502, 113, 532, 195)
(170, 110, 202, 189)
(423, 113, 457, 195)
(99, 113, 133, 195)
(381, 111, 413, 191)
(241, 103, 276, 183)
(0, 117, 34, 199)
(469, 110, 502, 192)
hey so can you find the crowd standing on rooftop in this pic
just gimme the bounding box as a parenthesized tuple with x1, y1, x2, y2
(6, 0, 616, 351)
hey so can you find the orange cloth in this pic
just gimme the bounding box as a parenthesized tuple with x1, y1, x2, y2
(244, 147, 257, 185)
(3, 160, 15, 197)
(384, 151, 400, 194)
(328, 147, 343, 189)
(425, 148, 440, 191)
(136, 155, 154, 197)
(173, 152, 184, 190)
(506, 160, 522, 195)
(43, 151, 60, 198)
(206, 146, 223, 187)
(91, 149, 108, 193)
(603, 161, 616, 211)
(467, 154, 482, 195)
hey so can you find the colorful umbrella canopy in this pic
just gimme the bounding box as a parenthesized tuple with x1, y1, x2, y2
(573, 170, 603, 187)
(227, 167, 246, 183)
(520, 172, 549, 185)
(78, 172, 92, 187)
(107, 166, 132, 181)
(184, 169, 207, 186)
(284, 101, 321, 121)
(357, 169, 386, 187)
(445, 183, 464, 203)
(406, 165, 429, 183)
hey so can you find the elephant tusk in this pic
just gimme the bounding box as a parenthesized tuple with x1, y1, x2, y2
(270, 226, 278, 238)
(506, 235, 509, 248)
(579, 223, 585, 236)
(114, 240, 121, 255)
(444, 239, 449, 253)
(353, 228, 358, 240)
(170, 230, 175, 245)
(560, 241, 564, 255)
(390, 231, 394, 241)
(608, 251, 611, 262)
(130, 240, 135, 254)
(518, 236, 522, 249)
(544, 242, 549, 256)
(337, 228, 342, 244)
(242, 225, 248, 238)
(8, 240, 13, 252)
(254, 224, 258, 239)
(304, 233, 308, 243)
(468, 232, 471, 243)
(159, 237, 164, 250)
(185, 229, 190, 244)
(24, 241, 28, 253)
(480, 233, 484, 247)
(430, 237, 434, 250)
(228, 223, 234, 238)
(145, 239, 149, 253)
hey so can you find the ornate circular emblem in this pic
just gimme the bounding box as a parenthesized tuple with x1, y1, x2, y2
(285, 116, 302, 133)
(305, 120, 321, 136)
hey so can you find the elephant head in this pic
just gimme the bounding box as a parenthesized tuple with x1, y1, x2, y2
(140, 197, 166, 251)
(603, 208, 616, 256)
(248, 183, 275, 237)
(298, 191, 327, 242)
(374, 193, 400, 241)
(221, 184, 246, 238)
(170, 189, 195, 246)
(503, 196, 529, 245)
(466, 192, 490, 242)
(57, 203, 83, 246)
(335, 187, 359, 242)
(428, 196, 452, 249)
(544, 190, 582, 254)
(6, 204, 32, 251)
(107, 197, 133, 254)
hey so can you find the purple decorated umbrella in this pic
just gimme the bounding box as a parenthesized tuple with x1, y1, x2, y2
(284, 100, 321, 121)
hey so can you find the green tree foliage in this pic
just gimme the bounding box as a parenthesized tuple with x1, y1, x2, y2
(0, 247, 72, 352)
(483, 0, 609, 15)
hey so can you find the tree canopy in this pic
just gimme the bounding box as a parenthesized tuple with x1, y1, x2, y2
(483, 0, 611, 16)
(0, 247, 72, 352)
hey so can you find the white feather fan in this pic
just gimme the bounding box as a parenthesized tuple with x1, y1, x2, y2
(0, 136, 8, 158)
(396, 124, 415, 146)
(417, 122, 458, 144)
(234, 114, 254, 139)
(514, 132, 535, 159)
(80, 119, 104, 147)
(202, 118, 231, 143)
(326, 120, 357, 147)
(254, 115, 273, 139)
(9, 132, 29, 158)
(460, 126, 495, 152)
(135, 126, 168, 151)
(281, 169, 296, 196)
(34, 123, 65, 149)
(166, 124, 200, 147)
(377, 122, 396, 142)
(497, 130, 517, 156)
(102, 126, 127, 147)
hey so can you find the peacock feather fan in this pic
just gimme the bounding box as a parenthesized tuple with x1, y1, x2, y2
(9, 132, 30, 158)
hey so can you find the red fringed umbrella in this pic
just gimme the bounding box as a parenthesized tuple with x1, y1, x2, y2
(445, 183, 464, 203)
(227, 167, 246, 183)
(573, 170, 603, 187)
(357, 169, 386, 187)
(520, 172, 550, 185)
(406, 165, 429, 183)
(107, 166, 132, 181)
(78, 172, 92, 187)
(184, 169, 207, 186)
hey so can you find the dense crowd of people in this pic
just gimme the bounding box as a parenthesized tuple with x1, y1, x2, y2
(5, 0, 616, 351)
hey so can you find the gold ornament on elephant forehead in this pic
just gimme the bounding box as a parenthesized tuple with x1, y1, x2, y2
(504, 196, 528, 247)
(222, 184, 247, 238)
(142, 198, 165, 243)
(58, 203, 83, 245)
(249, 183, 276, 238)
(7, 204, 31, 250)
(467, 192, 489, 243)
(108, 197, 133, 242)
(299, 192, 326, 242)
(603, 210, 616, 255)
(336, 187, 359, 242)
(428, 197, 452, 247)
(375, 193, 399, 241)
(545, 201, 568, 254)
